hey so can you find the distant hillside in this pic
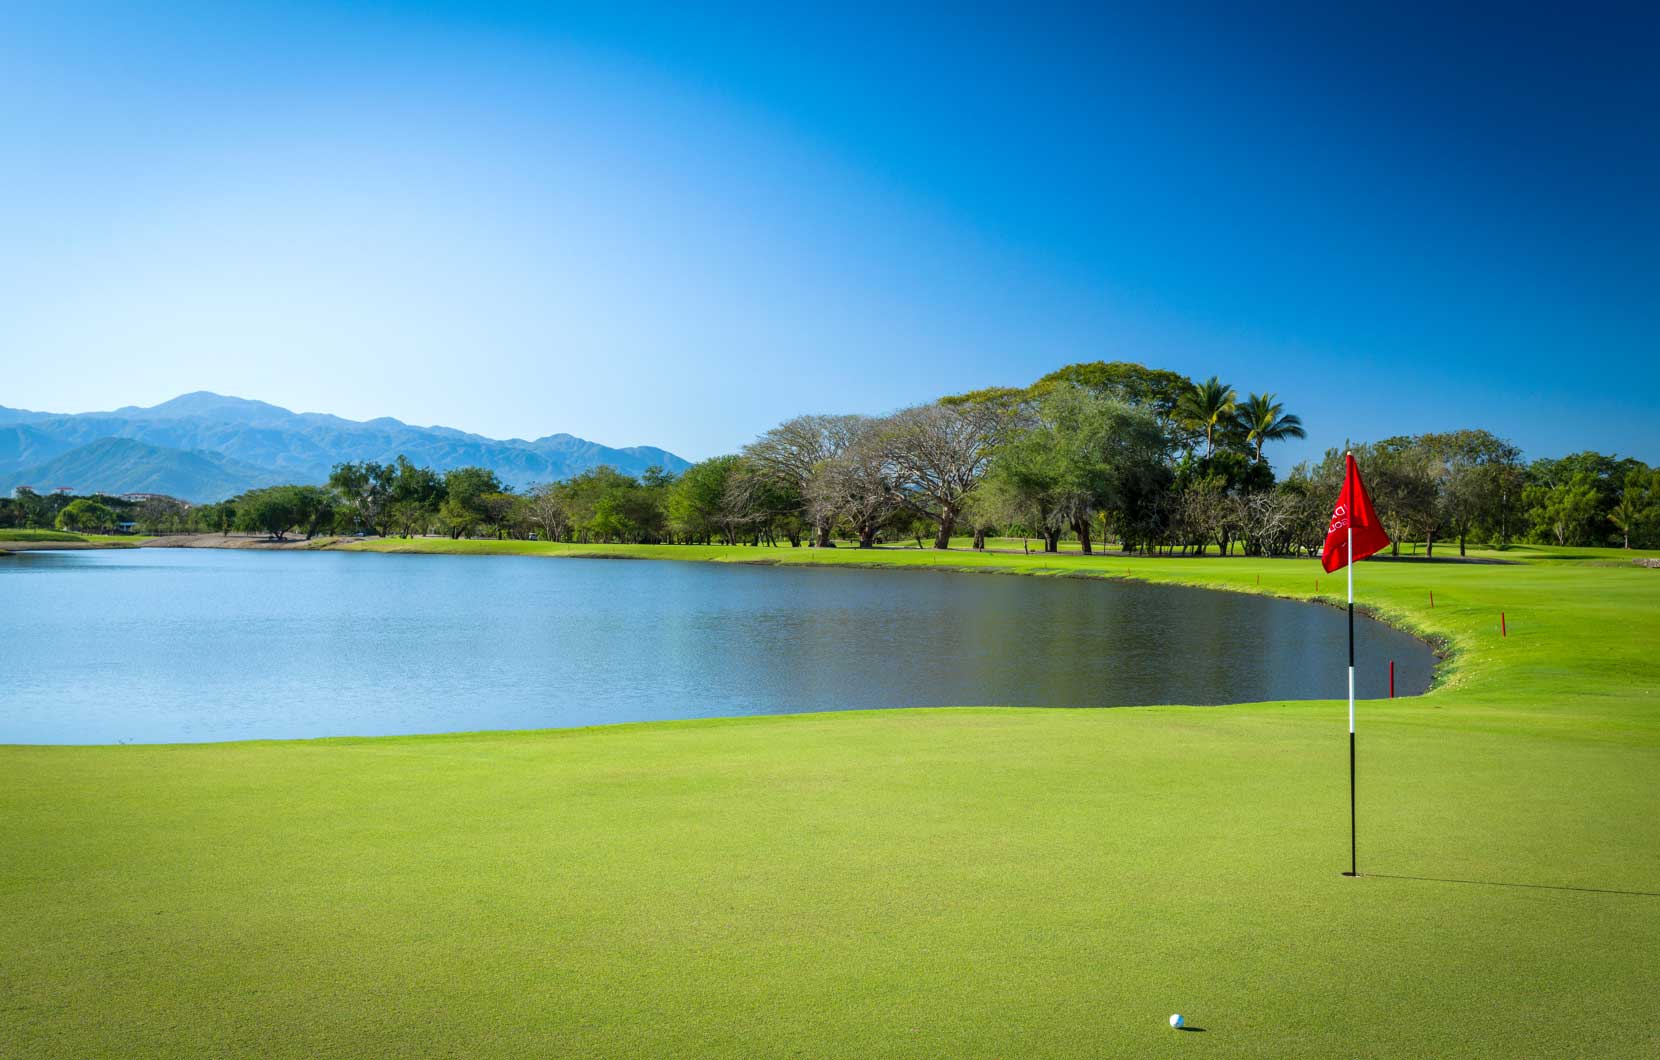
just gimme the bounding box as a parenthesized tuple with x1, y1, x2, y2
(0, 392, 692, 501)
(1, 438, 290, 502)
(0, 424, 75, 471)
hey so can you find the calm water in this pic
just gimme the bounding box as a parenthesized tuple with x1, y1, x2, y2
(0, 548, 1435, 744)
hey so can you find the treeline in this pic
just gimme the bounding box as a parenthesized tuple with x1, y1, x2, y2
(2, 491, 159, 535)
(5, 361, 1656, 552)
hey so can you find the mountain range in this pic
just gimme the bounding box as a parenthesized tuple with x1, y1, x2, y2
(0, 392, 691, 502)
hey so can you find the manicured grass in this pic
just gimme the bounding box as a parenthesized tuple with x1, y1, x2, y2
(0, 528, 87, 542)
(4, 544, 1658, 1058)
(0, 530, 149, 546)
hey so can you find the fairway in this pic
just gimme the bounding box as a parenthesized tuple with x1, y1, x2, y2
(4, 546, 1658, 1058)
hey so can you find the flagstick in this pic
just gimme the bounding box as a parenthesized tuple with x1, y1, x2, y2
(1345, 523, 1357, 877)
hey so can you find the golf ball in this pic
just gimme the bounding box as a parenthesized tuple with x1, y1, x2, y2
(1169, 1014, 1184, 1029)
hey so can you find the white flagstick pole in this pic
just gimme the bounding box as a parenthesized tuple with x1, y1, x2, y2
(1346, 519, 1357, 877)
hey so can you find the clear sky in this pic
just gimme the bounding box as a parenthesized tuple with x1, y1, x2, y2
(4, 2, 1656, 467)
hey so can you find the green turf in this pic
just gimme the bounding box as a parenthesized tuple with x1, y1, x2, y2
(4, 544, 1658, 1058)
(0, 528, 87, 542)
(0, 530, 148, 545)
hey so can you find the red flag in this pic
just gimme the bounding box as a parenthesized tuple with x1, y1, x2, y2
(1321, 453, 1389, 573)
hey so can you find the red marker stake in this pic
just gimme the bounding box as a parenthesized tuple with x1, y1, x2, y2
(1389, 660, 1395, 699)
(1430, 590, 1434, 608)
(1501, 611, 1507, 637)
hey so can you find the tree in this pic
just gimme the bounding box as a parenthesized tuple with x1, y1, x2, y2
(290, 485, 337, 539)
(523, 483, 570, 542)
(438, 467, 505, 539)
(1239, 487, 1304, 556)
(1525, 472, 1601, 546)
(550, 466, 665, 544)
(1523, 451, 1648, 547)
(1234, 392, 1305, 463)
(1175, 376, 1239, 459)
(668, 456, 745, 545)
(876, 402, 1001, 549)
(385, 456, 444, 536)
(328, 461, 396, 536)
(587, 495, 633, 543)
(54, 498, 117, 533)
(1173, 475, 1235, 555)
(233, 486, 306, 540)
(742, 414, 865, 547)
(1030, 361, 1196, 445)
(1166, 448, 1272, 556)
(807, 423, 902, 548)
(1609, 468, 1660, 549)
(478, 492, 520, 539)
(1609, 494, 1643, 549)
(134, 496, 191, 534)
(11, 487, 50, 529)
(723, 462, 805, 546)
(1364, 438, 1439, 556)
(640, 465, 678, 490)
(983, 412, 1070, 552)
(1423, 430, 1524, 556)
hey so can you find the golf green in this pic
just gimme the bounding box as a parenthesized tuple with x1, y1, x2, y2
(3, 544, 1657, 1058)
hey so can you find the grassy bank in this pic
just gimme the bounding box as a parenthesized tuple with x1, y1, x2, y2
(3, 544, 1657, 1058)
(0, 529, 148, 547)
(0, 529, 86, 542)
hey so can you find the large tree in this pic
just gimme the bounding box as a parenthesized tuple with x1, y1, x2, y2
(807, 422, 902, 548)
(984, 391, 1170, 553)
(1605, 467, 1659, 549)
(523, 483, 570, 542)
(1032, 360, 1194, 425)
(54, 498, 117, 533)
(1525, 472, 1602, 546)
(290, 485, 337, 539)
(742, 414, 865, 547)
(438, 466, 505, 539)
(876, 402, 1001, 549)
(233, 486, 307, 540)
(668, 456, 745, 545)
(982, 415, 1069, 552)
(385, 455, 445, 536)
(723, 462, 805, 546)
(1422, 430, 1524, 556)
(328, 461, 396, 536)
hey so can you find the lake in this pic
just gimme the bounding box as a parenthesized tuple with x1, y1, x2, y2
(0, 548, 1435, 744)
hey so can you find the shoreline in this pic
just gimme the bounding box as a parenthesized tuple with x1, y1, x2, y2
(12, 533, 1653, 713)
(0, 538, 142, 551)
(12, 531, 1492, 700)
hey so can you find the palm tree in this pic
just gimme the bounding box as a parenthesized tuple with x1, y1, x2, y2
(1235, 392, 1306, 463)
(1175, 376, 1238, 458)
(1609, 495, 1641, 549)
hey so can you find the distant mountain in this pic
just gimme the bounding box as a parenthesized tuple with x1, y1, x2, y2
(1, 438, 290, 502)
(0, 424, 76, 471)
(0, 392, 692, 503)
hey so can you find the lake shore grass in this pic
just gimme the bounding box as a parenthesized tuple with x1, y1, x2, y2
(0, 529, 149, 549)
(3, 543, 1657, 1057)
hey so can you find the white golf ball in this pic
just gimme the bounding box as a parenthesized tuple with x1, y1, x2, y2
(1169, 1014, 1184, 1029)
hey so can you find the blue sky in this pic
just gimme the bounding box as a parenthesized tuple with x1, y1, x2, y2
(3, 2, 1656, 467)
